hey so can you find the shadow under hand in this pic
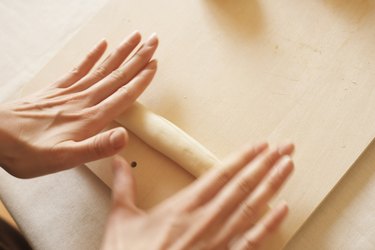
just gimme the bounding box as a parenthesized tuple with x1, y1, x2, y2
(204, 0, 264, 39)
(323, 0, 374, 23)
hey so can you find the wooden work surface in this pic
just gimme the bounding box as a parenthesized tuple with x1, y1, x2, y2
(19, 0, 375, 248)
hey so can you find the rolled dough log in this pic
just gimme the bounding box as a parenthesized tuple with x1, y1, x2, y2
(116, 102, 221, 177)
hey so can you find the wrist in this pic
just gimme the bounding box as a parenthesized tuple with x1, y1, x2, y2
(0, 105, 16, 170)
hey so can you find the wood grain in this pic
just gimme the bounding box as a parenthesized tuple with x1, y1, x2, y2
(19, 0, 375, 248)
(286, 139, 375, 249)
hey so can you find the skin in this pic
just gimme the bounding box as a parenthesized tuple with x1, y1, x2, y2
(102, 143, 294, 250)
(0, 31, 157, 178)
(0, 32, 295, 249)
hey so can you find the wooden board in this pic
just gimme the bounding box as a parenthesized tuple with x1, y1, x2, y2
(286, 139, 375, 249)
(19, 0, 375, 248)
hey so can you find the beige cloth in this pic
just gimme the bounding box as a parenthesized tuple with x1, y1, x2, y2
(0, 167, 111, 250)
(0, 1, 374, 249)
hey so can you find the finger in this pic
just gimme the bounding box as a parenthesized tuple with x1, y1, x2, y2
(278, 143, 294, 155)
(235, 202, 289, 250)
(111, 156, 139, 213)
(87, 33, 158, 105)
(67, 31, 142, 94)
(53, 39, 108, 88)
(102, 156, 141, 250)
(211, 156, 294, 248)
(55, 127, 128, 168)
(177, 143, 293, 212)
(207, 148, 283, 210)
(92, 59, 157, 122)
(243, 156, 293, 217)
(167, 146, 290, 250)
(172, 142, 269, 211)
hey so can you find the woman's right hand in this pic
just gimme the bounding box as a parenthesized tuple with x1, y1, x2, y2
(102, 142, 294, 250)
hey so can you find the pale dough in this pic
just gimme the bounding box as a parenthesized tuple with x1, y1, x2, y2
(116, 102, 221, 177)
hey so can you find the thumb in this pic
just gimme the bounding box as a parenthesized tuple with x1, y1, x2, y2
(58, 127, 128, 168)
(111, 155, 139, 214)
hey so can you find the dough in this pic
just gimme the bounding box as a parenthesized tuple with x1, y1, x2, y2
(116, 102, 221, 177)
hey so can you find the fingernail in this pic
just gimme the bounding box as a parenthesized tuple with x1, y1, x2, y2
(131, 30, 139, 36)
(110, 130, 125, 149)
(130, 30, 141, 40)
(256, 142, 269, 152)
(277, 201, 289, 213)
(119, 31, 141, 47)
(146, 33, 158, 46)
(278, 143, 295, 155)
(112, 155, 125, 173)
(279, 200, 288, 208)
(98, 38, 107, 45)
(278, 155, 294, 173)
(113, 155, 122, 166)
(280, 155, 291, 164)
(93, 38, 106, 50)
(148, 59, 158, 69)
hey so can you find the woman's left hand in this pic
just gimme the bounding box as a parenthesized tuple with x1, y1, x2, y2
(0, 31, 158, 178)
(102, 143, 294, 250)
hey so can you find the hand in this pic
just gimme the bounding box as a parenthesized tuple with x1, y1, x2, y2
(102, 143, 294, 250)
(0, 31, 158, 178)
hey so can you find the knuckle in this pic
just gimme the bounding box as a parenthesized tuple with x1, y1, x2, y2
(167, 214, 184, 230)
(266, 166, 287, 192)
(60, 111, 82, 121)
(237, 178, 254, 194)
(112, 187, 128, 209)
(116, 41, 133, 53)
(75, 108, 98, 124)
(243, 236, 259, 250)
(242, 202, 257, 219)
(133, 48, 149, 61)
(110, 69, 127, 82)
(71, 66, 83, 78)
(93, 66, 108, 79)
(260, 222, 272, 234)
(125, 38, 138, 48)
(205, 241, 218, 250)
(83, 107, 102, 121)
(63, 91, 85, 102)
(72, 91, 92, 106)
(86, 50, 97, 60)
(117, 86, 133, 99)
(240, 148, 256, 163)
(75, 109, 90, 120)
(216, 169, 231, 185)
(91, 135, 106, 157)
(74, 90, 89, 101)
(266, 175, 281, 193)
(266, 149, 281, 163)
